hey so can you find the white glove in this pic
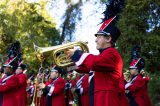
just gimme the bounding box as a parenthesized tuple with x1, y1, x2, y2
(80, 88, 83, 95)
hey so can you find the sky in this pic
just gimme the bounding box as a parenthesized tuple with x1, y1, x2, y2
(47, 0, 106, 55)
(74, 2, 104, 55)
(27, 0, 105, 54)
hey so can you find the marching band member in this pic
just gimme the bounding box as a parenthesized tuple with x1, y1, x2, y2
(0, 61, 19, 106)
(125, 59, 151, 106)
(65, 70, 75, 106)
(39, 66, 66, 106)
(68, 22, 124, 105)
(39, 67, 50, 106)
(0, 41, 22, 106)
(15, 63, 27, 106)
(67, 23, 124, 105)
(131, 45, 151, 94)
(66, 1, 125, 105)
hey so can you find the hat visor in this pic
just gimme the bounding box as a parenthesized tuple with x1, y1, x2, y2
(17, 67, 22, 69)
(129, 66, 137, 70)
(51, 69, 58, 72)
(95, 31, 110, 37)
(3, 64, 13, 68)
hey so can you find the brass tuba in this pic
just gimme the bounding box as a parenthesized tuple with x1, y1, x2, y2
(33, 41, 89, 67)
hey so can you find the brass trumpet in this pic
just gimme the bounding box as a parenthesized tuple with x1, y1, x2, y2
(34, 41, 89, 67)
(30, 78, 37, 106)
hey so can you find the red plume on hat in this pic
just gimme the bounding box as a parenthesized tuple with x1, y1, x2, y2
(129, 58, 141, 69)
(3, 41, 22, 72)
(95, 0, 125, 43)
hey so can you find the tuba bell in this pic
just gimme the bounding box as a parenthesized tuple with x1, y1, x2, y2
(34, 41, 89, 67)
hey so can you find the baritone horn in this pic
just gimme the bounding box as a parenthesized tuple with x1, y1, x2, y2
(33, 41, 89, 67)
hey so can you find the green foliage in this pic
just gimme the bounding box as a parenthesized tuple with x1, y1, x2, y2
(117, 0, 160, 71)
(115, 0, 160, 104)
(148, 71, 160, 105)
(0, 0, 61, 70)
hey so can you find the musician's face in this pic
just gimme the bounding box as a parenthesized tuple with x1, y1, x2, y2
(50, 71, 58, 79)
(16, 68, 22, 74)
(129, 68, 138, 75)
(95, 35, 111, 50)
(4, 67, 12, 74)
(67, 74, 72, 79)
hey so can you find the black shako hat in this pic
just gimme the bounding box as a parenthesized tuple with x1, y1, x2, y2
(17, 63, 27, 71)
(95, 16, 120, 43)
(95, 0, 125, 43)
(3, 41, 22, 72)
(51, 65, 63, 74)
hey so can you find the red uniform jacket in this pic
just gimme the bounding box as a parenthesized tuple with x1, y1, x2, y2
(0, 75, 19, 106)
(45, 77, 66, 106)
(127, 74, 151, 106)
(16, 73, 27, 106)
(75, 47, 123, 106)
(76, 74, 89, 106)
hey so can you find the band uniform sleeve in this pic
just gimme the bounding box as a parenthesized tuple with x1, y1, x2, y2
(0, 76, 19, 92)
(77, 48, 121, 72)
(71, 50, 83, 62)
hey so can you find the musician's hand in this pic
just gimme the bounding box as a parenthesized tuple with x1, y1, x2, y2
(27, 79, 31, 84)
(66, 49, 76, 59)
(39, 83, 45, 89)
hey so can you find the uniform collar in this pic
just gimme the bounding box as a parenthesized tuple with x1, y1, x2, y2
(99, 47, 111, 54)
